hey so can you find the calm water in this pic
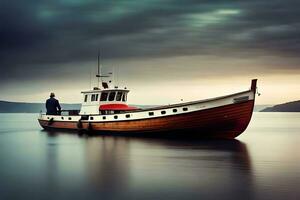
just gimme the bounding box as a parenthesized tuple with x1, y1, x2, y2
(0, 113, 299, 200)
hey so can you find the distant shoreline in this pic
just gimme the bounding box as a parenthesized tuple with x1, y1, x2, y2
(1, 100, 299, 113)
(0, 100, 80, 113)
(260, 100, 300, 112)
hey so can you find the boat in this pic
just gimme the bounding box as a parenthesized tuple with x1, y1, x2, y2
(38, 59, 258, 139)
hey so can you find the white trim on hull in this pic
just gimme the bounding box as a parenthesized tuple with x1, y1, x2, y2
(39, 89, 254, 123)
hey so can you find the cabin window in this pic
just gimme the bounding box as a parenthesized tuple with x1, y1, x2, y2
(61, 117, 64, 120)
(116, 92, 123, 101)
(102, 116, 106, 120)
(122, 93, 127, 102)
(109, 92, 116, 101)
(173, 109, 177, 113)
(91, 94, 99, 101)
(68, 117, 72, 120)
(90, 117, 94, 120)
(161, 111, 166, 115)
(149, 112, 154, 116)
(126, 114, 130, 118)
(84, 95, 88, 102)
(114, 115, 118, 119)
(183, 107, 188, 111)
(100, 92, 108, 101)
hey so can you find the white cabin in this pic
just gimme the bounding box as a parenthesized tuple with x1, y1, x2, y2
(79, 88, 130, 115)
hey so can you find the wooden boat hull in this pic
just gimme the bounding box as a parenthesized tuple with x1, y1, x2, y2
(38, 100, 254, 139)
(38, 80, 257, 139)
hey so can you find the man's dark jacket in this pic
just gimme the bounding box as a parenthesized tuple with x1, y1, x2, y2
(46, 97, 61, 115)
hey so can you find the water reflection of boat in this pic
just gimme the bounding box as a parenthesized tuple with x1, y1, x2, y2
(41, 130, 254, 199)
(131, 138, 252, 170)
(78, 136, 254, 199)
(38, 58, 258, 139)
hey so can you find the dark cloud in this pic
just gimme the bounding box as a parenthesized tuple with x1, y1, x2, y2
(0, 0, 300, 86)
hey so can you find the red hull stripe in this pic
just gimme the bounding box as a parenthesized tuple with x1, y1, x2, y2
(99, 104, 139, 111)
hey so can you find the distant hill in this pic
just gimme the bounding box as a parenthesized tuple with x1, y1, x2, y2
(261, 100, 300, 112)
(0, 100, 81, 113)
(253, 105, 272, 112)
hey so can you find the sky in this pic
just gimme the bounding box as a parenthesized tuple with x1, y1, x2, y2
(0, 0, 299, 105)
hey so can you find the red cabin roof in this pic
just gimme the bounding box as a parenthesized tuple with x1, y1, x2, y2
(99, 104, 139, 111)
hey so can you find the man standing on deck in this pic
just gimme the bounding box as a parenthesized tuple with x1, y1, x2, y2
(46, 92, 61, 115)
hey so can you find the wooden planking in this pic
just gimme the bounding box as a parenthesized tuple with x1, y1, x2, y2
(39, 120, 78, 130)
(87, 100, 254, 138)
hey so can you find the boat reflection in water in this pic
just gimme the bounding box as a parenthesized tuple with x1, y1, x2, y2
(43, 130, 254, 199)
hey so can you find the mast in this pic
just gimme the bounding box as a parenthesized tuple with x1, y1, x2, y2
(95, 50, 110, 89)
(97, 51, 100, 88)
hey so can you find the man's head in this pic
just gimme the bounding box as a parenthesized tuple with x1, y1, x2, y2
(50, 92, 55, 98)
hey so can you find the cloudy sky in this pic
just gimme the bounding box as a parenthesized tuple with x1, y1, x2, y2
(0, 0, 299, 105)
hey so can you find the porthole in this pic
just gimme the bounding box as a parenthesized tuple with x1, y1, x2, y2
(68, 117, 72, 120)
(114, 115, 118, 119)
(90, 117, 94, 120)
(149, 112, 154, 116)
(61, 117, 64, 120)
(183, 107, 188, 111)
(173, 109, 177, 113)
(161, 111, 166, 115)
(102, 116, 106, 120)
(126, 114, 130, 118)
(47, 117, 50, 119)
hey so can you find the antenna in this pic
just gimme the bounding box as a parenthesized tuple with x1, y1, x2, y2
(116, 65, 119, 87)
(113, 66, 115, 87)
(90, 66, 92, 90)
(97, 50, 100, 88)
(95, 50, 110, 89)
